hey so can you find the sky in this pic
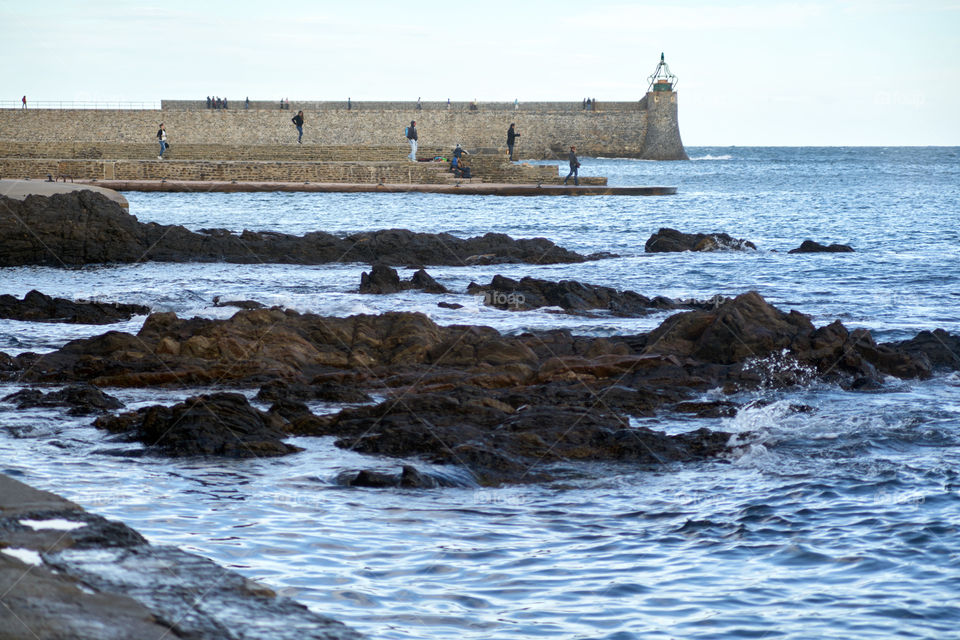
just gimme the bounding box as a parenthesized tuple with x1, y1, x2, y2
(2, 0, 959, 146)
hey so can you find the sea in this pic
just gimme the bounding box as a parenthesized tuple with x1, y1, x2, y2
(1, 147, 959, 639)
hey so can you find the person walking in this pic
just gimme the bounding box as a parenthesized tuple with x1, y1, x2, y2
(347, 97, 351, 110)
(156, 123, 167, 160)
(21, 96, 27, 109)
(506, 123, 520, 161)
(406, 120, 418, 161)
(292, 110, 305, 144)
(563, 145, 580, 185)
(245, 96, 250, 109)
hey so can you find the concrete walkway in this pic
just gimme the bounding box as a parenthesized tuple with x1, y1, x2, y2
(75, 178, 677, 196)
(0, 179, 129, 210)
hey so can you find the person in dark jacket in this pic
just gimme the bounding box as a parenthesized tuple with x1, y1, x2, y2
(292, 110, 304, 144)
(406, 120, 418, 161)
(506, 123, 520, 160)
(563, 145, 580, 185)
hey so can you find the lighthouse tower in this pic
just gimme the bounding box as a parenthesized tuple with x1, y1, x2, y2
(641, 53, 688, 160)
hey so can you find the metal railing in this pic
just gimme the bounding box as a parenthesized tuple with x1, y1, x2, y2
(1, 100, 161, 110)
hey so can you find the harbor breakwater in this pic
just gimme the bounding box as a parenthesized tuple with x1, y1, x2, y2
(0, 95, 686, 160)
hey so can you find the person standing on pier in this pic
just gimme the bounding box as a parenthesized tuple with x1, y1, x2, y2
(563, 145, 580, 186)
(21, 96, 27, 110)
(156, 123, 167, 160)
(292, 110, 305, 144)
(506, 123, 520, 161)
(406, 120, 418, 161)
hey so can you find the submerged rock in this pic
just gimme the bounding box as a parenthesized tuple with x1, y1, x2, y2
(2, 384, 123, 415)
(94, 392, 302, 457)
(0, 190, 593, 267)
(788, 240, 855, 253)
(336, 465, 463, 489)
(645, 228, 757, 252)
(0, 290, 149, 324)
(358, 264, 449, 294)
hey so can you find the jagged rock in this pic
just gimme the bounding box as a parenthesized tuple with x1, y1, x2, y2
(2, 384, 123, 415)
(437, 301, 464, 309)
(94, 392, 302, 457)
(891, 329, 960, 370)
(788, 240, 855, 253)
(309, 386, 734, 485)
(466, 274, 723, 316)
(0, 191, 592, 267)
(0, 290, 149, 324)
(645, 228, 757, 252)
(359, 264, 449, 294)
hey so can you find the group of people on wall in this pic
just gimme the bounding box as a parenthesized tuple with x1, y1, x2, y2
(154, 113, 583, 183)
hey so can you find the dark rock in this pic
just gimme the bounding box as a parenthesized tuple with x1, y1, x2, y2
(213, 296, 265, 309)
(255, 379, 372, 404)
(2, 384, 124, 415)
(308, 386, 735, 485)
(359, 264, 449, 294)
(890, 329, 960, 370)
(0, 191, 593, 267)
(437, 301, 464, 309)
(94, 392, 302, 457)
(788, 240, 855, 253)
(0, 289, 149, 324)
(673, 400, 739, 418)
(466, 274, 724, 316)
(337, 465, 454, 489)
(645, 227, 757, 252)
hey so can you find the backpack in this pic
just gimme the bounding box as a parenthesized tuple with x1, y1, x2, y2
(404, 126, 409, 138)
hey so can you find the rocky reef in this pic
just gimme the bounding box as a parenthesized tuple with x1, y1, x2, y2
(0, 191, 598, 267)
(3, 291, 956, 485)
(0, 290, 149, 324)
(645, 228, 757, 252)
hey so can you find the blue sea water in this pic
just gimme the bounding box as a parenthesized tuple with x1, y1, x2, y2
(1, 147, 959, 639)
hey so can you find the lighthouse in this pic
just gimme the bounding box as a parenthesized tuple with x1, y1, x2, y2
(640, 52, 688, 160)
(647, 52, 677, 92)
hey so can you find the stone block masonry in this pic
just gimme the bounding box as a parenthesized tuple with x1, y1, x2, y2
(0, 96, 686, 160)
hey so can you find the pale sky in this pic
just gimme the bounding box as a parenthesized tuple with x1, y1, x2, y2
(2, 0, 959, 146)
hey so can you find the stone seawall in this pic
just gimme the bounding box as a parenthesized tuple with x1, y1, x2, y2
(0, 95, 686, 160)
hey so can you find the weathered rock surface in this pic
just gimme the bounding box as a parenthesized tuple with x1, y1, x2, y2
(645, 227, 757, 252)
(4, 292, 954, 483)
(0, 473, 361, 640)
(94, 392, 302, 457)
(788, 240, 855, 253)
(893, 329, 960, 369)
(0, 190, 593, 267)
(0, 289, 149, 324)
(359, 264, 449, 294)
(466, 274, 724, 315)
(2, 384, 123, 415)
(309, 385, 733, 485)
(213, 295, 266, 309)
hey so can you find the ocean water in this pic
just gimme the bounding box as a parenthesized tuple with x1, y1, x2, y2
(2, 147, 960, 639)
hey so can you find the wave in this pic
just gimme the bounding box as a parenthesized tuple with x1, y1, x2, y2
(691, 154, 733, 161)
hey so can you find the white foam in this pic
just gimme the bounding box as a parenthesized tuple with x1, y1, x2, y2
(2, 548, 42, 565)
(19, 518, 88, 531)
(691, 154, 733, 161)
